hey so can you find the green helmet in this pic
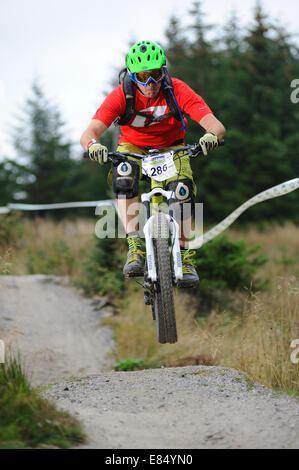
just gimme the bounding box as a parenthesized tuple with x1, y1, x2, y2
(126, 41, 166, 73)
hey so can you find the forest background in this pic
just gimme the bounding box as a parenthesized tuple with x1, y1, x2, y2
(1, 1, 298, 224)
(1, 2, 299, 405)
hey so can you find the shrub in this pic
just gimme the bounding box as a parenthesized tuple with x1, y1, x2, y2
(80, 236, 127, 298)
(191, 234, 268, 314)
(194, 234, 268, 290)
(26, 240, 76, 276)
(0, 252, 10, 274)
(114, 358, 146, 371)
(0, 212, 24, 252)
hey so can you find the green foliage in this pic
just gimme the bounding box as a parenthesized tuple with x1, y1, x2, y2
(0, 353, 86, 448)
(164, 1, 299, 224)
(195, 234, 268, 290)
(0, 353, 31, 394)
(114, 358, 146, 371)
(1, 3, 298, 225)
(0, 253, 10, 274)
(2, 81, 112, 214)
(0, 162, 19, 205)
(9, 82, 75, 206)
(80, 236, 127, 298)
(191, 234, 268, 314)
(0, 212, 24, 251)
(26, 240, 77, 276)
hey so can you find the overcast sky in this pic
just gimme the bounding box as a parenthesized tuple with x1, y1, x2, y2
(0, 0, 298, 159)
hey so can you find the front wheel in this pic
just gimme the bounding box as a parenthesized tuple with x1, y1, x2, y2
(152, 213, 177, 344)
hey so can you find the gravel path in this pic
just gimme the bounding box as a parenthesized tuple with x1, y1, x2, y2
(0, 275, 114, 385)
(0, 275, 298, 449)
(43, 366, 299, 449)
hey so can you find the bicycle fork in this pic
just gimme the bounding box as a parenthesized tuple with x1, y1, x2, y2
(141, 188, 183, 284)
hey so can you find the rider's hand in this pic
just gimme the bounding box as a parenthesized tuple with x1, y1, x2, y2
(88, 140, 108, 164)
(199, 133, 218, 156)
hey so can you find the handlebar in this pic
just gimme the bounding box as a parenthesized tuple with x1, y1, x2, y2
(83, 139, 224, 163)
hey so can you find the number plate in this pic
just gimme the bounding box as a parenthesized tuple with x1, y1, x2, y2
(142, 151, 177, 182)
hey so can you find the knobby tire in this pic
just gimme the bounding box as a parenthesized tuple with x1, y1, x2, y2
(153, 213, 177, 344)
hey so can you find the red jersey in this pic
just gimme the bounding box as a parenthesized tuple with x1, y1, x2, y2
(92, 77, 213, 149)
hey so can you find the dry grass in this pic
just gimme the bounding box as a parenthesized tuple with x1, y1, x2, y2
(229, 222, 299, 281)
(111, 288, 219, 367)
(111, 223, 299, 394)
(0, 251, 11, 274)
(6, 216, 95, 277)
(216, 277, 299, 392)
(1, 215, 298, 394)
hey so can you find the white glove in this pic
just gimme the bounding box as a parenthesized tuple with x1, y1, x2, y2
(88, 140, 108, 164)
(199, 133, 218, 156)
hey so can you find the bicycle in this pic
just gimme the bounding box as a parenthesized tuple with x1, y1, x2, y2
(85, 140, 224, 344)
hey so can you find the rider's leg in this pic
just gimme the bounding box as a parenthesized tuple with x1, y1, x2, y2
(163, 149, 195, 247)
(117, 196, 139, 234)
(166, 178, 199, 288)
(111, 156, 145, 277)
(112, 143, 146, 235)
(179, 215, 192, 248)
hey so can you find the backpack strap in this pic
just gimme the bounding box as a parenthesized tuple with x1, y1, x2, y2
(163, 70, 187, 131)
(114, 70, 186, 131)
(115, 73, 136, 126)
(162, 71, 181, 122)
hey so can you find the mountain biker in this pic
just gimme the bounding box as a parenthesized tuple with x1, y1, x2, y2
(80, 40, 226, 287)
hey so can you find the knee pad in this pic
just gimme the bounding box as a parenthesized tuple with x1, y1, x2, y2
(112, 160, 139, 199)
(166, 179, 195, 220)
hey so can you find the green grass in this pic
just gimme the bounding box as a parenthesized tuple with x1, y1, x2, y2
(0, 353, 86, 449)
(244, 373, 255, 391)
(113, 358, 147, 371)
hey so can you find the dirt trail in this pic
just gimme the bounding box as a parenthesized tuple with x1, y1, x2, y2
(44, 366, 299, 449)
(0, 275, 114, 385)
(0, 275, 298, 449)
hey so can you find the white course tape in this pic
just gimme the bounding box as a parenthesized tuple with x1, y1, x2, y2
(1, 178, 298, 247)
(189, 178, 299, 250)
(0, 200, 120, 218)
(7, 200, 116, 210)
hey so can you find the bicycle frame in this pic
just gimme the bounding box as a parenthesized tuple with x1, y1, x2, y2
(141, 178, 183, 283)
(83, 140, 224, 285)
(84, 139, 224, 344)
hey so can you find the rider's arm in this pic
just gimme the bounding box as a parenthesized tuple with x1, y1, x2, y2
(199, 113, 226, 140)
(80, 119, 108, 150)
(172, 79, 226, 139)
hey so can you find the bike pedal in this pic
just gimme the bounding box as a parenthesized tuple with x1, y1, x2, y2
(124, 272, 144, 278)
(177, 280, 200, 289)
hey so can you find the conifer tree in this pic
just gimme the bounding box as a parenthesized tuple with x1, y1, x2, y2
(8, 82, 112, 210)
(163, 2, 299, 223)
(10, 82, 74, 204)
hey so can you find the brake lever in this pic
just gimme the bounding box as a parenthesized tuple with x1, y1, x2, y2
(188, 144, 202, 158)
(190, 139, 224, 158)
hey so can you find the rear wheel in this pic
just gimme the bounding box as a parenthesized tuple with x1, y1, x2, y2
(152, 213, 177, 344)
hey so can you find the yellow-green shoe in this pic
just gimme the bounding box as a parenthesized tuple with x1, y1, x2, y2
(123, 235, 145, 278)
(178, 249, 199, 288)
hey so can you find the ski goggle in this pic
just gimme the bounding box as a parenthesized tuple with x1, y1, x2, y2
(130, 67, 166, 86)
